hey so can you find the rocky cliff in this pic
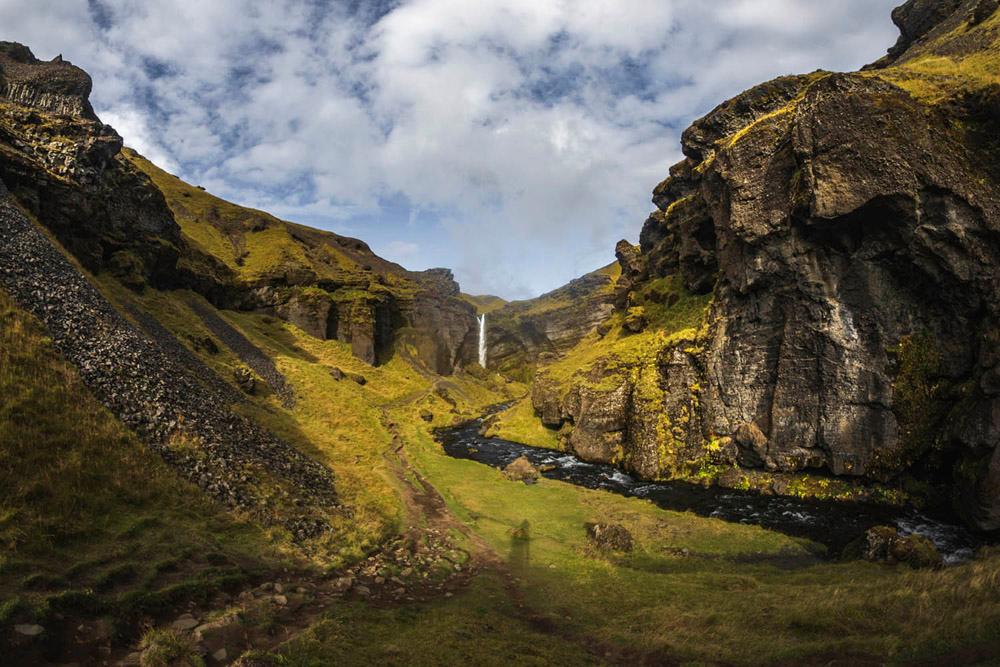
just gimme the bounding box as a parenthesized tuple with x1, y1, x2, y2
(0, 43, 478, 374)
(483, 262, 619, 377)
(525, 0, 1000, 531)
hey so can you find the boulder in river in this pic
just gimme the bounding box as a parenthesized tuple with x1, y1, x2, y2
(845, 525, 942, 569)
(503, 456, 540, 483)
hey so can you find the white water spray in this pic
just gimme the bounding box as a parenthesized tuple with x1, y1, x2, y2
(478, 313, 487, 368)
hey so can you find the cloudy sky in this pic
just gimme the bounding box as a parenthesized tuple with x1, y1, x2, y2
(2, 0, 900, 298)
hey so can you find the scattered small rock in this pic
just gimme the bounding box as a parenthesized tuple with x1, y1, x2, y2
(13, 623, 44, 637)
(233, 366, 256, 394)
(420, 409, 434, 422)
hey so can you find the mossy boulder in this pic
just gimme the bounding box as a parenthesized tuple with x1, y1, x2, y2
(503, 456, 540, 483)
(844, 525, 942, 569)
(585, 522, 634, 552)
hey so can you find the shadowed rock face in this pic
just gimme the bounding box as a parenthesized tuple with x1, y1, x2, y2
(530, 0, 1000, 531)
(0, 42, 478, 373)
(0, 43, 178, 288)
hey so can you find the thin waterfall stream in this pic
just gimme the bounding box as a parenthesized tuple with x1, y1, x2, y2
(478, 313, 487, 368)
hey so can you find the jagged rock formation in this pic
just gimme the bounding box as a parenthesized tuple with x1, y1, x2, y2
(0, 44, 478, 373)
(527, 0, 1000, 531)
(485, 263, 619, 376)
(0, 43, 180, 289)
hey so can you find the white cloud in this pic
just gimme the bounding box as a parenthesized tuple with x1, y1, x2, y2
(0, 0, 902, 298)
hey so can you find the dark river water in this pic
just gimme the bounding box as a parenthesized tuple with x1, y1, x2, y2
(438, 416, 984, 563)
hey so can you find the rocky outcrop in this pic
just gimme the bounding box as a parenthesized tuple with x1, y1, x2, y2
(0, 42, 98, 119)
(0, 46, 180, 289)
(486, 264, 618, 375)
(527, 0, 1000, 531)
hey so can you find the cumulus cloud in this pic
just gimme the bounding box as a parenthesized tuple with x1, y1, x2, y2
(0, 0, 900, 298)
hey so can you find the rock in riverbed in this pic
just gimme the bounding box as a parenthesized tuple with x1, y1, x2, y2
(503, 456, 540, 483)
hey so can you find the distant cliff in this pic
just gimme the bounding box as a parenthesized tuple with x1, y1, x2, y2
(483, 262, 619, 378)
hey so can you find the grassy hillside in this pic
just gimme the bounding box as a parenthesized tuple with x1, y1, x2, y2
(870, 7, 1000, 103)
(0, 289, 288, 654)
(460, 294, 508, 314)
(261, 392, 1000, 665)
(125, 149, 418, 295)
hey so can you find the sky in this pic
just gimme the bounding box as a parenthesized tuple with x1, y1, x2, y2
(0, 0, 900, 299)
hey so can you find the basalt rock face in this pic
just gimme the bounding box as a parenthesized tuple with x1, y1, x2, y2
(0, 42, 98, 119)
(486, 265, 618, 376)
(0, 43, 181, 288)
(0, 42, 478, 372)
(529, 0, 1000, 531)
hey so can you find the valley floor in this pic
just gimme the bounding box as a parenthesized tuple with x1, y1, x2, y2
(3, 273, 1000, 666)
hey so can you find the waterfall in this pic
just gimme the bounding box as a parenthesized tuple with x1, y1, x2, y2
(478, 313, 487, 368)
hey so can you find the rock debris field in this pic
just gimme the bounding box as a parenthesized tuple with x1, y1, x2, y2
(0, 183, 338, 540)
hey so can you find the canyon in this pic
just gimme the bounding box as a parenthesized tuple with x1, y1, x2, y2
(1, 1, 999, 665)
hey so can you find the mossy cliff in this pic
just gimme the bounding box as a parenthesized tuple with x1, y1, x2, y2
(506, 0, 1000, 531)
(0, 42, 478, 374)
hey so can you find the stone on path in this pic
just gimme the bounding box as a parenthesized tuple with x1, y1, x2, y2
(13, 623, 43, 637)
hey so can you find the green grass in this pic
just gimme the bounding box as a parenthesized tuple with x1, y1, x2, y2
(354, 412, 1000, 665)
(97, 283, 514, 568)
(870, 10, 1000, 104)
(124, 149, 361, 283)
(272, 575, 598, 666)
(486, 397, 562, 450)
(0, 289, 288, 645)
(460, 294, 508, 314)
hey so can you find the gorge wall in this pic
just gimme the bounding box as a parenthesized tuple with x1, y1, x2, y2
(0, 42, 479, 375)
(482, 263, 619, 377)
(526, 0, 1000, 531)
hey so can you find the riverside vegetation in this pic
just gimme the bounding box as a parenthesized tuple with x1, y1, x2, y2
(2, 1, 1000, 665)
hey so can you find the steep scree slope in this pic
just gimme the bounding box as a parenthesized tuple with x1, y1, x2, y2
(0, 180, 338, 540)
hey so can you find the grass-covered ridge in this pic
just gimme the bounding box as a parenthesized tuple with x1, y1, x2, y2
(870, 7, 1000, 104)
(124, 148, 421, 296)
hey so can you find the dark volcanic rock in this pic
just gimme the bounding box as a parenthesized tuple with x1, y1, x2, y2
(0, 42, 98, 119)
(585, 523, 633, 552)
(525, 1, 1000, 532)
(0, 42, 480, 373)
(0, 43, 179, 288)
